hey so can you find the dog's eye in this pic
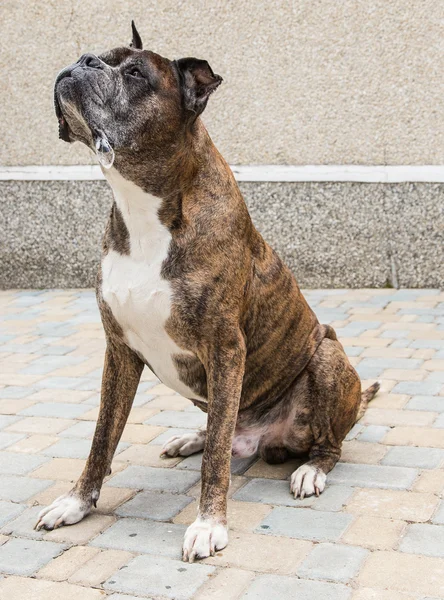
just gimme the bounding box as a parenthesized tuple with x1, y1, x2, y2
(128, 68, 143, 78)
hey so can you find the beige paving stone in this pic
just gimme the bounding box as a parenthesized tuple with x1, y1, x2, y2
(68, 549, 133, 586)
(358, 551, 444, 596)
(174, 500, 272, 532)
(384, 426, 444, 448)
(6, 416, 76, 435)
(345, 488, 439, 522)
(78, 407, 100, 420)
(382, 369, 425, 381)
(7, 434, 59, 453)
(0, 373, 44, 386)
(0, 534, 9, 546)
(50, 362, 103, 378)
(423, 359, 444, 371)
(147, 394, 191, 410)
(204, 532, 312, 574)
(120, 423, 168, 444)
(95, 486, 137, 513)
(26, 389, 95, 403)
(408, 330, 444, 340)
(361, 408, 436, 427)
(366, 393, 408, 409)
(352, 588, 417, 600)
(187, 475, 248, 500)
(244, 458, 303, 479)
(412, 348, 436, 360)
(362, 379, 396, 393)
(140, 368, 158, 382)
(126, 406, 161, 424)
(194, 567, 256, 600)
(0, 576, 106, 599)
(413, 470, 444, 494)
(342, 515, 406, 550)
(36, 546, 100, 581)
(0, 398, 36, 414)
(340, 441, 388, 464)
(341, 338, 391, 348)
(44, 513, 115, 545)
(117, 443, 183, 467)
(361, 348, 414, 358)
(31, 458, 86, 481)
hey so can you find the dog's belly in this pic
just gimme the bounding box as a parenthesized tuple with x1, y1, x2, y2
(101, 249, 204, 401)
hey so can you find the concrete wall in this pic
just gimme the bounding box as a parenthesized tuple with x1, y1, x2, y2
(1, 0, 443, 166)
(2, 180, 443, 289)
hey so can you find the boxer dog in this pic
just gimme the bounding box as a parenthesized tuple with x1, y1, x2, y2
(36, 22, 379, 562)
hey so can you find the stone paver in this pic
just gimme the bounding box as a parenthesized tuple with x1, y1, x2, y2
(1, 289, 444, 598)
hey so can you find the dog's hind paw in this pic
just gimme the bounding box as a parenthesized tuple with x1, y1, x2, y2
(160, 430, 205, 458)
(290, 464, 326, 499)
(182, 517, 228, 563)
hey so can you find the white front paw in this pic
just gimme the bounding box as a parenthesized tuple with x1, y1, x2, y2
(182, 517, 228, 562)
(160, 431, 205, 458)
(35, 493, 91, 531)
(290, 464, 327, 499)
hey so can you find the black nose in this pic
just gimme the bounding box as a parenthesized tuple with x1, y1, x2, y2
(77, 53, 103, 69)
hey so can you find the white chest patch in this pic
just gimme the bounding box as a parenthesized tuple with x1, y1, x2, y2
(101, 168, 204, 401)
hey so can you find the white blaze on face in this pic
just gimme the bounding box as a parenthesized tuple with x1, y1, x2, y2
(101, 167, 205, 401)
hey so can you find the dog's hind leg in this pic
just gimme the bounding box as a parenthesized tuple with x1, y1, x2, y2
(161, 429, 206, 457)
(35, 341, 143, 530)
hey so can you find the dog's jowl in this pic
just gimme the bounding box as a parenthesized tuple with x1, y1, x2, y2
(37, 23, 379, 562)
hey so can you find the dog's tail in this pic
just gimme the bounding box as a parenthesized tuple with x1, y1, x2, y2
(356, 381, 380, 421)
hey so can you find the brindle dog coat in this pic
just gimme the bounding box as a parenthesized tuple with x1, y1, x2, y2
(36, 23, 379, 562)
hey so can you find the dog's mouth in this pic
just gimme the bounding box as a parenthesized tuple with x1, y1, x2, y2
(54, 68, 74, 142)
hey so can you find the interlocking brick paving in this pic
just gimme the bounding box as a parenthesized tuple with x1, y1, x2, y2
(0, 288, 443, 598)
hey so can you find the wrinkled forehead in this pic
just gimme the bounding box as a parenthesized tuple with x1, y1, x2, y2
(99, 46, 174, 80)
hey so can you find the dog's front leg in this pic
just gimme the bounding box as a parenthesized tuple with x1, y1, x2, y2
(182, 329, 246, 562)
(35, 340, 143, 530)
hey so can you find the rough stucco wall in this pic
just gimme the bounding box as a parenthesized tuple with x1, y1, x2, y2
(1, 0, 443, 166)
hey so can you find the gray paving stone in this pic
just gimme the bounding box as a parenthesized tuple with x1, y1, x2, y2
(359, 357, 423, 370)
(91, 517, 186, 558)
(107, 465, 201, 493)
(149, 429, 197, 446)
(20, 355, 88, 375)
(256, 507, 353, 542)
(241, 574, 352, 600)
(41, 438, 128, 459)
(59, 420, 96, 438)
(410, 340, 444, 350)
(345, 424, 364, 441)
(233, 478, 315, 508)
(344, 346, 364, 357)
(104, 553, 215, 599)
(382, 446, 444, 469)
(0, 432, 26, 450)
(336, 322, 381, 337)
(39, 345, 76, 355)
(406, 396, 444, 412)
(392, 381, 443, 395)
(0, 475, 53, 502)
(0, 501, 25, 527)
(116, 491, 193, 521)
(0, 451, 49, 475)
(297, 543, 369, 582)
(381, 329, 410, 339)
(432, 501, 444, 524)
(0, 416, 20, 431)
(75, 379, 101, 392)
(358, 425, 390, 443)
(107, 595, 146, 600)
(0, 386, 36, 399)
(390, 339, 412, 348)
(0, 537, 65, 575)
(434, 414, 444, 428)
(177, 452, 257, 475)
(19, 401, 92, 418)
(400, 524, 444, 557)
(327, 463, 418, 490)
(355, 365, 384, 379)
(313, 485, 354, 512)
(427, 371, 444, 383)
(146, 410, 207, 429)
(0, 506, 44, 540)
(35, 376, 93, 389)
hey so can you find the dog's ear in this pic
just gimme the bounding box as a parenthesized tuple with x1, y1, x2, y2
(130, 20, 143, 50)
(175, 58, 222, 118)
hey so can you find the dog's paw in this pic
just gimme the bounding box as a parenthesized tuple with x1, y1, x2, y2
(290, 464, 326, 499)
(160, 431, 205, 458)
(182, 517, 228, 562)
(35, 493, 91, 531)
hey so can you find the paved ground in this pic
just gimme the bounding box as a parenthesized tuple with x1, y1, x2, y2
(0, 289, 443, 599)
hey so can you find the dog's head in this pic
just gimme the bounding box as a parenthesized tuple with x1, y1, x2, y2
(54, 22, 222, 162)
